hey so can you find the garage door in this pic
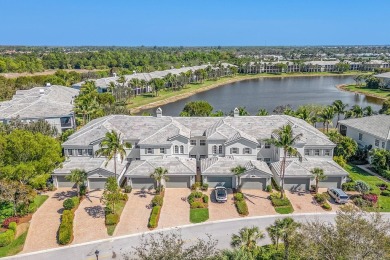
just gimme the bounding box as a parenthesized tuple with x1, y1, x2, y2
(284, 178, 310, 191)
(88, 178, 107, 190)
(56, 176, 75, 188)
(319, 177, 342, 188)
(206, 176, 233, 188)
(131, 178, 155, 189)
(241, 178, 267, 190)
(165, 176, 191, 188)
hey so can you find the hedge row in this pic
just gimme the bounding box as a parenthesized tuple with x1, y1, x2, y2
(58, 210, 74, 245)
(148, 206, 161, 229)
(234, 192, 249, 216)
(0, 224, 16, 247)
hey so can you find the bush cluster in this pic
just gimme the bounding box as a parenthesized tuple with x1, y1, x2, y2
(187, 191, 203, 204)
(119, 193, 129, 201)
(353, 197, 373, 208)
(266, 185, 273, 192)
(105, 213, 119, 225)
(333, 155, 346, 168)
(152, 195, 164, 207)
(234, 192, 249, 216)
(381, 190, 390, 197)
(2, 217, 19, 229)
(58, 210, 74, 245)
(201, 183, 209, 191)
(202, 194, 209, 204)
(322, 202, 332, 210)
(342, 182, 356, 191)
(8, 222, 17, 232)
(191, 182, 201, 191)
(63, 196, 80, 210)
(0, 229, 15, 247)
(190, 201, 206, 209)
(271, 196, 291, 207)
(234, 193, 244, 201)
(363, 194, 378, 204)
(124, 185, 132, 193)
(148, 206, 161, 229)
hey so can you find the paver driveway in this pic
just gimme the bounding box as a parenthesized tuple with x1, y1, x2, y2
(159, 188, 191, 229)
(114, 189, 154, 236)
(72, 190, 109, 244)
(23, 188, 75, 253)
(207, 188, 239, 221)
(241, 189, 276, 216)
(317, 188, 353, 212)
(285, 190, 324, 213)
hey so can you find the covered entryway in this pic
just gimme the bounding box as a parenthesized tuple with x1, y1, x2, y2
(55, 175, 75, 188)
(319, 177, 342, 188)
(205, 176, 233, 188)
(165, 176, 191, 188)
(284, 178, 310, 191)
(241, 178, 267, 190)
(88, 178, 107, 190)
(131, 178, 155, 190)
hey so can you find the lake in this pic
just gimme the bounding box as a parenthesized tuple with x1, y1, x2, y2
(144, 76, 383, 116)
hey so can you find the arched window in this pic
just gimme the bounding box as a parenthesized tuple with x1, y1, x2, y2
(219, 145, 223, 154)
(180, 145, 184, 154)
(212, 145, 217, 154)
(174, 145, 179, 154)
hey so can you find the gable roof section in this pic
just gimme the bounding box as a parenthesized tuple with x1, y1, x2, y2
(271, 159, 348, 177)
(339, 115, 390, 140)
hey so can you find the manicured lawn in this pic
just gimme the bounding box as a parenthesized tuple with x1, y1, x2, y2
(0, 230, 28, 257)
(274, 206, 294, 214)
(107, 200, 126, 236)
(190, 208, 209, 223)
(342, 84, 390, 99)
(345, 164, 390, 212)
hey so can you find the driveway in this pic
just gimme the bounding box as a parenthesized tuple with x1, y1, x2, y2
(317, 188, 354, 212)
(72, 190, 109, 244)
(207, 188, 239, 221)
(114, 189, 154, 236)
(159, 188, 191, 229)
(23, 188, 76, 253)
(241, 189, 276, 216)
(285, 190, 324, 213)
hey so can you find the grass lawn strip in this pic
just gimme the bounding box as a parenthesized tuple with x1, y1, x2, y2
(345, 164, 390, 212)
(0, 230, 28, 257)
(270, 192, 294, 214)
(188, 191, 209, 223)
(190, 208, 209, 223)
(340, 84, 390, 100)
(106, 200, 126, 236)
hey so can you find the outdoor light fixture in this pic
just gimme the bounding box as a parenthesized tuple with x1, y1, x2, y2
(95, 250, 99, 260)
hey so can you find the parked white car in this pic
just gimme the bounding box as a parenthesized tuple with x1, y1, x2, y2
(215, 186, 228, 203)
(328, 188, 349, 204)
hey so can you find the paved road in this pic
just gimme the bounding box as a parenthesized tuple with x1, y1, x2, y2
(8, 213, 390, 260)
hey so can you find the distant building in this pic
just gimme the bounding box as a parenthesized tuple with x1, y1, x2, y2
(374, 72, 390, 88)
(0, 85, 79, 134)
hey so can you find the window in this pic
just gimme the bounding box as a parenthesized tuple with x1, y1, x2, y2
(231, 148, 239, 154)
(78, 149, 83, 156)
(212, 145, 217, 154)
(160, 148, 165, 154)
(145, 148, 154, 154)
(304, 149, 310, 156)
(314, 149, 320, 156)
(68, 149, 73, 156)
(358, 133, 363, 141)
(199, 155, 206, 159)
(88, 149, 93, 156)
(324, 149, 331, 156)
(190, 140, 196, 146)
(180, 145, 184, 154)
(190, 155, 197, 159)
(174, 145, 179, 154)
(219, 145, 223, 154)
(243, 148, 251, 154)
(264, 143, 271, 149)
(200, 140, 206, 146)
(375, 139, 379, 147)
(382, 142, 386, 148)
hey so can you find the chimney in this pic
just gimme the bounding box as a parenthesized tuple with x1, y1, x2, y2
(156, 107, 162, 118)
(39, 89, 45, 95)
(46, 83, 51, 87)
(233, 107, 239, 117)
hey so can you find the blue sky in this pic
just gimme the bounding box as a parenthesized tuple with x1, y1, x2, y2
(1, 0, 389, 46)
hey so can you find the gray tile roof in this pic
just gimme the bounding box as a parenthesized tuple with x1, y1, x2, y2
(125, 157, 196, 177)
(339, 115, 390, 140)
(0, 85, 79, 119)
(271, 159, 348, 177)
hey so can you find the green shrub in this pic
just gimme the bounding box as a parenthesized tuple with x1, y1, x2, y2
(28, 203, 38, 213)
(322, 202, 332, 211)
(190, 201, 206, 209)
(202, 194, 209, 204)
(120, 193, 129, 201)
(342, 182, 356, 191)
(71, 196, 80, 207)
(266, 185, 273, 192)
(381, 190, 390, 197)
(124, 185, 132, 193)
(201, 183, 209, 191)
(314, 193, 326, 204)
(8, 222, 17, 232)
(235, 200, 249, 216)
(270, 194, 291, 207)
(152, 195, 164, 207)
(194, 191, 203, 198)
(63, 198, 75, 210)
(61, 210, 74, 225)
(333, 155, 346, 168)
(188, 191, 203, 204)
(148, 206, 161, 229)
(234, 192, 244, 201)
(0, 229, 15, 247)
(191, 182, 201, 191)
(58, 223, 72, 245)
(47, 183, 55, 191)
(105, 213, 119, 225)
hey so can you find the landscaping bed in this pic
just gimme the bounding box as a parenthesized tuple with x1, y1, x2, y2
(313, 193, 332, 211)
(188, 191, 209, 223)
(148, 191, 165, 229)
(57, 196, 81, 245)
(269, 192, 294, 214)
(106, 198, 127, 236)
(233, 192, 249, 216)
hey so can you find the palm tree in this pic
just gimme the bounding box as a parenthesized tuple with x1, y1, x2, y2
(231, 226, 264, 252)
(310, 167, 326, 194)
(80, 81, 97, 96)
(319, 106, 335, 132)
(95, 130, 131, 179)
(364, 106, 373, 117)
(231, 165, 246, 192)
(65, 169, 87, 197)
(150, 167, 169, 194)
(150, 78, 165, 96)
(351, 105, 364, 118)
(269, 218, 299, 260)
(256, 108, 269, 116)
(265, 124, 302, 199)
(332, 100, 348, 127)
(266, 223, 283, 248)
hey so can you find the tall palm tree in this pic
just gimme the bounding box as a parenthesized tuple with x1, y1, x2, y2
(231, 165, 246, 191)
(150, 167, 169, 194)
(231, 226, 264, 252)
(310, 167, 326, 194)
(269, 218, 299, 260)
(364, 106, 373, 117)
(266, 223, 283, 248)
(332, 100, 348, 127)
(256, 108, 269, 116)
(80, 81, 97, 96)
(65, 169, 87, 197)
(150, 78, 165, 96)
(265, 124, 302, 199)
(351, 105, 364, 118)
(95, 130, 131, 179)
(319, 106, 335, 132)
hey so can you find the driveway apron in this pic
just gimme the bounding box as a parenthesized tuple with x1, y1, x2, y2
(207, 189, 239, 221)
(158, 188, 191, 229)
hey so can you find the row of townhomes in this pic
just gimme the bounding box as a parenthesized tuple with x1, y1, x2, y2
(53, 108, 348, 191)
(0, 84, 79, 134)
